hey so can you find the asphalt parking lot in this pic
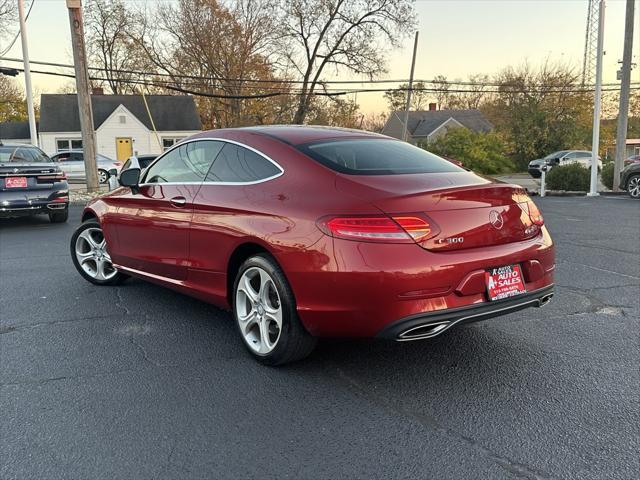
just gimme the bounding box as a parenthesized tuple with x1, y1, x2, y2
(1, 196, 638, 480)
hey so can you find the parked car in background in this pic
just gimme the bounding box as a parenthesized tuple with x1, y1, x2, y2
(134, 154, 158, 170)
(528, 150, 602, 178)
(624, 154, 640, 166)
(0, 143, 69, 222)
(70, 126, 554, 365)
(50, 150, 123, 184)
(620, 161, 640, 199)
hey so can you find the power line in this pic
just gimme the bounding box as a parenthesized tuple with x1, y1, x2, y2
(1, 56, 638, 89)
(11, 66, 640, 100)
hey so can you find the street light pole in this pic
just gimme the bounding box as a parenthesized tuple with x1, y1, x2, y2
(401, 31, 419, 143)
(17, 0, 38, 147)
(588, 0, 605, 197)
(66, 0, 99, 192)
(613, 0, 635, 191)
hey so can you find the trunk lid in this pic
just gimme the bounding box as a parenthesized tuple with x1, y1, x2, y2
(0, 162, 61, 190)
(335, 171, 539, 251)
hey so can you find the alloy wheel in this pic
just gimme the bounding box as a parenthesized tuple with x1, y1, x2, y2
(74, 227, 118, 281)
(98, 170, 108, 184)
(235, 266, 283, 354)
(628, 176, 640, 198)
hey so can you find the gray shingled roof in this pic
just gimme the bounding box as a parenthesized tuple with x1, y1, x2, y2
(398, 109, 493, 137)
(0, 121, 35, 140)
(39, 94, 202, 133)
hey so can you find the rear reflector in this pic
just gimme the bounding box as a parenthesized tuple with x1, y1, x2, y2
(318, 215, 433, 243)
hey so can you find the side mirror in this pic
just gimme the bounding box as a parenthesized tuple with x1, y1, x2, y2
(118, 156, 141, 192)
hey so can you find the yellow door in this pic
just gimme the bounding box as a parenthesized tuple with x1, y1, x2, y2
(115, 138, 133, 161)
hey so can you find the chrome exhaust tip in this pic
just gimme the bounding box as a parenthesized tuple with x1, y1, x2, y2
(47, 203, 67, 210)
(398, 321, 451, 341)
(538, 294, 554, 307)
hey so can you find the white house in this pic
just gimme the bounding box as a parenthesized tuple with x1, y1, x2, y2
(0, 121, 33, 145)
(382, 105, 493, 145)
(38, 93, 202, 160)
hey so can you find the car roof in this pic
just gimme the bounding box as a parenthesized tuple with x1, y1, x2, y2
(202, 125, 387, 146)
(0, 143, 39, 148)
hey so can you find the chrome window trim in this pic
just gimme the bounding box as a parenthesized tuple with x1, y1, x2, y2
(139, 137, 284, 187)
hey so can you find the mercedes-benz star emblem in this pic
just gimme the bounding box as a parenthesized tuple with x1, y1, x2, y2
(13, 168, 19, 173)
(489, 210, 504, 230)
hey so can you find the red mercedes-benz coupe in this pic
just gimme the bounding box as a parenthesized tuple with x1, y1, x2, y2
(70, 126, 554, 365)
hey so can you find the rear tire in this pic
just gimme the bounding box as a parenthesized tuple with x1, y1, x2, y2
(49, 208, 69, 223)
(233, 254, 317, 365)
(627, 174, 640, 199)
(70, 220, 127, 285)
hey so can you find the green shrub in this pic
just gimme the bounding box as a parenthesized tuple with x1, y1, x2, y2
(545, 163, 590, 191)
(420, 128, 514, 175)
(601, 162, 614, 190)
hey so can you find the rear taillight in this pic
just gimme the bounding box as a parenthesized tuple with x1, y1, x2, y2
(37, 172, 66, 182)
(526, 200, 544, 226)
(318, 215, 434, 243)
(114, 162, 123, 167)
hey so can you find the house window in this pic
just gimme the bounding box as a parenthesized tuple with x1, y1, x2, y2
(56, 139, 83, 152)
(119, 115, 126, 124)
(162, 137, 185, 151)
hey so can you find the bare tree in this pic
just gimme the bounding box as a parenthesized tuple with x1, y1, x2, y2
(84, 0, 153, 94)
(275, 0, 416, 124)
(431, 75, 450, 109)
(0, 0, 16, 41)
(383, 82, 429, 112)
(135, 0, 280, 127)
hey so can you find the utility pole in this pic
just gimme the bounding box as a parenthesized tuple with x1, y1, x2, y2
(18, 0, 37, 146)
(66, 0, 99, 192)
(401, 31, 419, 143)
(588, 0, 605, 197)
(613, 0, 635, 191)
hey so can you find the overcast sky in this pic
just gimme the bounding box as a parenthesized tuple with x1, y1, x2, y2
(2, 0, 638, 114)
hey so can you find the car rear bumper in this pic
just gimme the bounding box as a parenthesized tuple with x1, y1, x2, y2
(377, 284, 554, 340)
(283, 228, 555, 338)
(0, 190, 69, 218)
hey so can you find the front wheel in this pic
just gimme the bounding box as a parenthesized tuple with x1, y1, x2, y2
(70, 220, 127, 285)
(98, 169, 109, 184)
(233, 254, 317, 365)
(627, 174, 640, 199)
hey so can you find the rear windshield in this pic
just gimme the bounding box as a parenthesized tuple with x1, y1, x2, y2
(298, 139, 463, 175)
(0, 145, 51, 163)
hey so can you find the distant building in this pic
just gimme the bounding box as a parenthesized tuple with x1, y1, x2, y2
(382, 104, 493, 145)
(604, 138, 640, 160)
(0, 121, 34, 145)
(38, 93, 202, 160)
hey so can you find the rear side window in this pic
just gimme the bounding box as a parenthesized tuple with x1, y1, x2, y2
(0, 146, 50, 163)
(298, 139, 463, 175)
(206, 143, 281, 183)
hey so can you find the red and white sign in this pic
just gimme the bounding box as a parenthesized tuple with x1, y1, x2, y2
(5, 177, 27, 188)
(485, 264, 526, 301)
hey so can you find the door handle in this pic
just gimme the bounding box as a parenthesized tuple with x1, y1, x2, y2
(170, 196, 187, 207)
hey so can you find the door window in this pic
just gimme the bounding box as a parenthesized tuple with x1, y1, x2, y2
(143, 140, 223, 184)
(206, 143, 281, 183)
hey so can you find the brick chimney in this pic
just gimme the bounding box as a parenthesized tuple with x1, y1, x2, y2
(92, 87, 104, 95)
(428, 102, 437, 111)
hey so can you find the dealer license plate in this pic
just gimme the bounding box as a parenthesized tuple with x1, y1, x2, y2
(485, 264, 526, 301)
(5, 177, 27, 188)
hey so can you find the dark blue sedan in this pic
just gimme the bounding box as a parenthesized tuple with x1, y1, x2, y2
(0, 143, 69, 222)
